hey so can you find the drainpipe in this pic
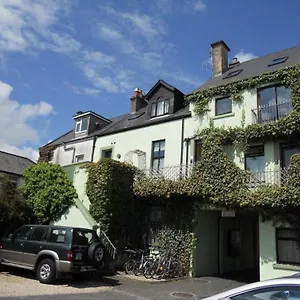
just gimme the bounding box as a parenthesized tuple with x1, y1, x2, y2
(63, 143, 76, 163)
(185, 138, 190, 177)
(180, 116, 185, 165)
(91, 135, 97, 162)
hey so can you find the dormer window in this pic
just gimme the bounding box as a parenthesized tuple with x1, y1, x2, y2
(75, 117, 88, 133)
(151, 97, 170, 118)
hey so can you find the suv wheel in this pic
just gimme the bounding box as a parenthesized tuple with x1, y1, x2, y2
(88, 243, 105, 266)
(37, 258, 56, 284)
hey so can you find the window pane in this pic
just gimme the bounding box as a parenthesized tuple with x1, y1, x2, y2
(164, 100, 170, 114)
(216, 97, 232, 115)
(31, 227, 48, 241)
(246, 156, 265, 173)
(50, 229, 67, 243)
(151, 103, 156, 117)
(277, 86, 291, 103)
(277, 229, 298, 239)
(282, 147, 300, 168)
(159, 158, 164, 168)
(160, 140, 165, 151)
(15, 226, 33, 240)
(81, 118, 88, 131)
(277, 86, 292, 119)
(75, 121, 81, 132)
(157, 101, 164, 116)
(260, 87, 276, 106)
(152, 158, 159, 170)
(278, 240, 300, 264)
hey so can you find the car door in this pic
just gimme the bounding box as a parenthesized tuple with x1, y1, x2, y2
(1, 225, 34, 265)
(22, 226, 49, 267)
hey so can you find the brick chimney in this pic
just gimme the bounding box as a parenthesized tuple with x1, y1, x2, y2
(210, 40, 230, 77)
(130, 88, 147, 113)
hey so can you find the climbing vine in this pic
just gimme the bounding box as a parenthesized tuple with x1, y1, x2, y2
(38, 144, 58, 163)
(83, 159, 142, 246)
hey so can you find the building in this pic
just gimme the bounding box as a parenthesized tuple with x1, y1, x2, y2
(190, 41, 300, 281)
(42, 40, 300, 282)
(0, 151, 36, 187)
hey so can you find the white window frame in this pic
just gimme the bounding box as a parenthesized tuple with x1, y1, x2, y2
(75, 154, 84, 163)
(75, 117, 88, 133)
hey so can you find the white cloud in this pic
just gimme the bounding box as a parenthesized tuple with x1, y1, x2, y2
(194, 0, 207, 12)
(0, 80, 53, 162)
(234, 49, 257, 63)
(82, 50, 115, 65)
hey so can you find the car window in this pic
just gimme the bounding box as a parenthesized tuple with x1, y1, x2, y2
(73, 229, 99, 246)
(30, 227, 48, 242)
(231, 286, 300, 300)
(49, 229, 67, 244)
(14, 226, 34, 240)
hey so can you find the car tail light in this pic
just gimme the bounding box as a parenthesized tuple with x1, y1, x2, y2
(0, 244, 2, 249)
(67, 250, 73, 261)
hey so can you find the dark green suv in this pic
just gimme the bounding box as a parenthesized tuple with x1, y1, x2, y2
(0, 225, 106, 284)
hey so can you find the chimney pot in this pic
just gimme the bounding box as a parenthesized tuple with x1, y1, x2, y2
(210, 40, 230, 77)
(130, 88, 147, 113)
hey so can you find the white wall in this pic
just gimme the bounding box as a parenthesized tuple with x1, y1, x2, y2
(52, 139, 94, 166)
(94, 116, 196, 168)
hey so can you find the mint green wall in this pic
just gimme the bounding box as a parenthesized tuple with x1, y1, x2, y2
(259, 219, 299, 280)
(194, 210, 220, 276)
(55, 165, 97, 229)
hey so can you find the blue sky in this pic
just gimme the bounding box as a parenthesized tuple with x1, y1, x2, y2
(0, 0, 299, 161)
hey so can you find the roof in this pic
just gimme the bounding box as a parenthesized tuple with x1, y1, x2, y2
(145, 79, 184, 99)
(193, 44, 300, 93)
(0, 151, 36, 176)
(45, 105, 191, 147)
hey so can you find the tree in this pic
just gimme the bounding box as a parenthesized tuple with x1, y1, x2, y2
(0, 175, 30, 222)
(22, 162, 77, 224)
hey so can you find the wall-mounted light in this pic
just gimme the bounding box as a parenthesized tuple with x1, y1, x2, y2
(117, 154, 121, 159)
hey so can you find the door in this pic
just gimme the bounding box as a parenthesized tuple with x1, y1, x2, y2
(1, 225, 34, 265)
(22, 227, 49, 267)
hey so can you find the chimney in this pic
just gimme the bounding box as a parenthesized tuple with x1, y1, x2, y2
(210, 40, 230, 77)
(130, 88, 147, 113)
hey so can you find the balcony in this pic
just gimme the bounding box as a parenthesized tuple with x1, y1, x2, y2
(251, 100, 292, 124)
(247, 169, 288, 188)
(140, 164, 194, 180)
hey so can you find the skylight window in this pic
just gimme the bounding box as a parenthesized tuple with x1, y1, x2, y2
(223, 69, 242, 79)
(268, 56, 288, 66)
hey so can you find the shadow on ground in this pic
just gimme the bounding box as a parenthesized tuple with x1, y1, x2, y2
(0, 266, 121, 288)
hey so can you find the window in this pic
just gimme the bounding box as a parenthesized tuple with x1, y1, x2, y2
(75, 117, 88, 133)
(49, 229, 67, 243)
(281, 145, 300, 169)
(73, 229, 99, 246)
(194, 140, 202, 163)
(102, 149, 112, 158)
(268, 56, 288, 66)
(152, 140, 165, 170)
(245, 146, 265, 183)
(231, 286, 300, 300)
(223, 69, 242, 79)
(215, 97, 232, 115)
(151, 98, 170, 117)
(14, 226, 34, 240)
(30, 227, 48, 242)
(75, 154, 84, 163)
(8, 174, 19, 188)
(276, 228, 300, 265)
(257, 85, 292, 123)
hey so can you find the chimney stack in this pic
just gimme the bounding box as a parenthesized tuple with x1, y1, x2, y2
(130, 88, 147, 113)
(210, 40, 230, 77)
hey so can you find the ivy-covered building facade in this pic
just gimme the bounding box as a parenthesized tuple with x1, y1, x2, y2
(41, 40, 300, 281)
(189, 40, 300, 281)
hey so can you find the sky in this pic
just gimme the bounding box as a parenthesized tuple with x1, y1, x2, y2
(0, 0, 299, 162)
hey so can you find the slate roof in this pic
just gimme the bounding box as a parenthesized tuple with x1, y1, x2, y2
(45, 105, 191, 147)
(0, 151, 36, 176)
(193, 44, 300, 93)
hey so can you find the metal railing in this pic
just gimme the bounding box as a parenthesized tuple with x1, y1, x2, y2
(252, 100, 292, 124)
(140, 164, 194, 180)
(99, 230, 117, 260)
(247, 169, 288, 188)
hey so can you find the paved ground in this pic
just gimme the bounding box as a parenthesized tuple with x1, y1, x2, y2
(0, 267, 246, 300)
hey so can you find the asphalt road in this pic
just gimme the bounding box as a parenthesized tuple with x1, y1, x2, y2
(0, 274, 245, 300)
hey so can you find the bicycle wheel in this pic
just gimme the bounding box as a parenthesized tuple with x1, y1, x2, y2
(152, 261, 165, 280)
(143, 260, 155, 279)
(125, 259, 135, 275)
(133, 260, 142, 276)
(169, 260, 182, 278)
